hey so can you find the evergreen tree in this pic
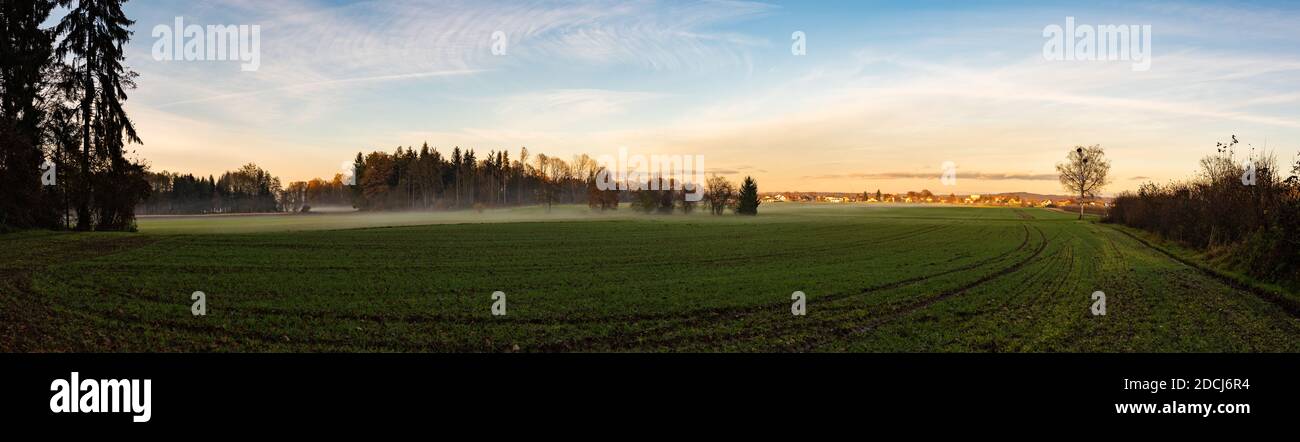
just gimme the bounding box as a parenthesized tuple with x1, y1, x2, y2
(736, 176, 760, 215)
(55, 0, 147, 230)
(0, 0, 57, 229)
(351, 152, 365, 208)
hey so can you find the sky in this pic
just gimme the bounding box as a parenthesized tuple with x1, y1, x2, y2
(102, 0, 1300, 194)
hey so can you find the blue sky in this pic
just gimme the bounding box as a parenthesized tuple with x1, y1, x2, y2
(112, 0, 1300, 194)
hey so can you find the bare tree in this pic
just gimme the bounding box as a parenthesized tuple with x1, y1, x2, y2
(1056, 145, 1111, 220)
(704, 174, 735, 215)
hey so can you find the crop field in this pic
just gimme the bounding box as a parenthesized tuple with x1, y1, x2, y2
(2, 205, 1298, 352)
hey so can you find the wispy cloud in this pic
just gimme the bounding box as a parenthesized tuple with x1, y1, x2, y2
(130, 0, 774, 123)
(152, 69, 485, 108)
(496, 89, 667, 121)
(803, 172, 1058, 181)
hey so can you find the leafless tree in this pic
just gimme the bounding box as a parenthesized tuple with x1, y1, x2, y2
(1056, 145, 1111, 220)
(704, 174, 735, 215)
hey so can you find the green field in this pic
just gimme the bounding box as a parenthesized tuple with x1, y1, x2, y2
(3, 204, 1297, 352)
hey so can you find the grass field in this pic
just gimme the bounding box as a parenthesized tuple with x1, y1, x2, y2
(3, 204, 1298, 352)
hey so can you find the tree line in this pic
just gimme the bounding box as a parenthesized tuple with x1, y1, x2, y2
(1106, 136, 1300, 286)
(0, 0, 149, 231)
(347, 145, 761, 215)
(139, 164, 283, 214)
(134, 145, 763, 216)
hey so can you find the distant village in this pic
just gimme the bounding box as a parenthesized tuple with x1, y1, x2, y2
(760, 190, 1111, 208)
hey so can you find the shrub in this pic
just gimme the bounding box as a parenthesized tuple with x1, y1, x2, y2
(1105, 136, 1300, 287)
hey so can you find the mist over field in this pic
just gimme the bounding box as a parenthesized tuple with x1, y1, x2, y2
(135, 205, 653, 234)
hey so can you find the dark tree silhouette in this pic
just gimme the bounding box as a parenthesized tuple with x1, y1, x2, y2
(0, 0, 57, 229)
(587, 166, 619, 211)
(55, 0, 147, 230)
(736, 176, 760, 215)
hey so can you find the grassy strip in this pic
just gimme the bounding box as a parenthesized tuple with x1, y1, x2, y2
(1104, 223, 1300, 317)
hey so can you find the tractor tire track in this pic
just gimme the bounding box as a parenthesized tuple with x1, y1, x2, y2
(601, 225, 1050, 352)
(246, 222, 999, 330)
(522, 225, 1037, 351)
(796, 225, 1053, 351)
